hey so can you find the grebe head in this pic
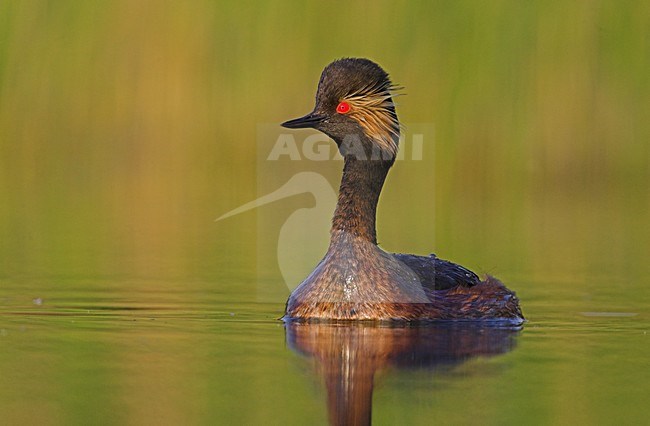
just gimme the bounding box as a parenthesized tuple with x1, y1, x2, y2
(282, 58, 401, 160)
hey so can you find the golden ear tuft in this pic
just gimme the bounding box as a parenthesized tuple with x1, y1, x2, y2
(343, 84, 402, 157)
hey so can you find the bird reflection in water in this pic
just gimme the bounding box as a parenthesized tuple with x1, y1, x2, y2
(285, 322, 520, 426)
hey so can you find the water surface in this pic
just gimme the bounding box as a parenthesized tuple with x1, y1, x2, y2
(2, 272, 648, 424)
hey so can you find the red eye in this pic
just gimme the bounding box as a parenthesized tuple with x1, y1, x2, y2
(336, 101, 351, 114)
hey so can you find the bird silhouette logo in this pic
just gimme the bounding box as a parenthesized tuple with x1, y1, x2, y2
(216, 171, 337, 290)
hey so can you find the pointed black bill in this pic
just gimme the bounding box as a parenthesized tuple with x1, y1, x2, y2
(281, 112, 325, 129)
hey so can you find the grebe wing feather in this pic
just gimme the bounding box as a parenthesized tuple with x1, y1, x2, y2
(394, 253, 480, 290)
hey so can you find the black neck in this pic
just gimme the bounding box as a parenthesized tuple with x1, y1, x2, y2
(330, 156, 393, 245)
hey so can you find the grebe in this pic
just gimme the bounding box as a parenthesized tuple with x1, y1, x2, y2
(281, 58, 523, 323)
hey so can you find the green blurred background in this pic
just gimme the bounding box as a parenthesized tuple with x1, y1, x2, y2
(1, 0, 648, 288)
(0, 0, 647, 281)
(1, 1, 649, 424)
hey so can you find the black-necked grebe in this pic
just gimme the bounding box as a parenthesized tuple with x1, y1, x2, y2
(281, 58, 523, 323)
